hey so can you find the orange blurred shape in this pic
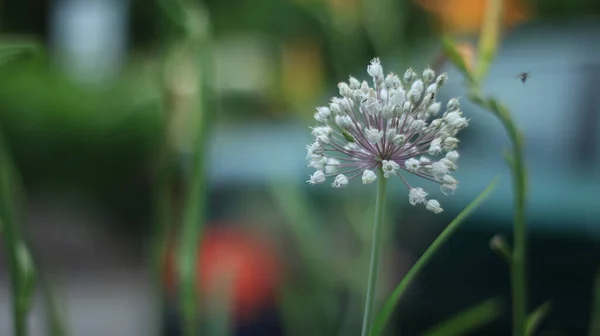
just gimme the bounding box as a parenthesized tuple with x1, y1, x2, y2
(164, 226, 282, 321)
(416, 0, 531, 34)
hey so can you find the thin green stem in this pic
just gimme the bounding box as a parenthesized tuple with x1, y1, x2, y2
(361, 168, 387, 336)
(471, 95, 528, 336)
(176, 5, 214, 335)
(0, 128, 28, 336)
(370, 177, 499, 336)
(510, 138, 527, 336)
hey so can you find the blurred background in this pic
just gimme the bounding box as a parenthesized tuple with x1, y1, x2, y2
(0, 0, 599, 335)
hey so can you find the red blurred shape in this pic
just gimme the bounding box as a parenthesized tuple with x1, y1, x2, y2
(164, 225, 282, 321)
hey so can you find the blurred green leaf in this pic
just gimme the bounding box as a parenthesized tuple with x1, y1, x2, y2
(422, 298, 504, 336)
(16, 242, 36, 314)
(370, 177, 499, 336)
(361, 0, 406, 57)
(441, 36, 475, 84)
(526, 301, 552, 336)
(0, 39, 41, 66)
(476, 0, 503, 81)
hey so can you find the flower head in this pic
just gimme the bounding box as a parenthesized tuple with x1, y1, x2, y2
(305, 59, 468, 213)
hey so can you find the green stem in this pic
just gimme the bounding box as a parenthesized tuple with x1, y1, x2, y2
(470, 94, 527, 336)
(510, 138, 527, 336)
(370, 177, 499, 336)
(0, 129, 28, 336)
(176, 6, 214, 335)
(361, 168, 387, 336)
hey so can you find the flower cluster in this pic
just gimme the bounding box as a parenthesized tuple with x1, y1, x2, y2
(306, 58, 468, 213)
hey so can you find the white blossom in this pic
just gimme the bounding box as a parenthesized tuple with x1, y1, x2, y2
(362, 170, 377, 184)
(349, 77, 360, 89)
(409, 187, 428, 205)
(332, 174, 349, 188)
(305, 59, 467, 212)
(382, 160, 399, 178)
(405, 158, 420, 172)
(308, 170, 326, 184)
(446, 151, 459, 162)
(365, 127, 383, 144)
(426, 199, 443, 213)
(314, 107, 331, 123)
(335, 115, 353, 128)
(367, 58, 384, 82)
(422, 68, 435, 83)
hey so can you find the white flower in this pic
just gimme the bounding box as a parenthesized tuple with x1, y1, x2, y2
(439, 158, 456, 171)
(443, 137, 459, 151)
(314, 107, 331, 123)
(441, 175, 458, 195)
(447, 98, 460, 111)
(408, 80, 424, 102)
(389, 89, 406, 107)
(409, 119, 426, 132)
(309, 156, 326, 170)
(335, 115, 353, 128)
(428, 102, 441, 115)
(404, 68, 417, 84)
(385, 74, 402, 90)
(423, 68, 435, 83)
(332, 174, 349, 188)
(446, 151, 459, 162)
(367, 58, 384, 82)
(409, 187, 428, 205)
(431, 161, 449, 179)
(365, 127, 383, 144)
(419, 157, 431, 165)
(316, 134, 330, 145)
(436, 73, 448, 87)
(392, 134, 405, 147)
(444, 111, 468, 129)
(325, 158, 340, 174)
(307, 170, 326, 184)
(405, 158, 420, 172)
(429, 138, 442, 155)
(426, 199, 443, 213)
(382, 160, 399, 178)
(305, 59, 466, 212)
(349, 77, 360, 89)
(402, 101, 412, 113)
(362, 170, 377, 184)
(338, 82, 353, 98)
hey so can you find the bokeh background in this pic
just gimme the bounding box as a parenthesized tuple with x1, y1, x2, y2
(0, 0, 599, 335)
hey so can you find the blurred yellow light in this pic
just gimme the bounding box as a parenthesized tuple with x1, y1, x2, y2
(281, 40, 324, 116)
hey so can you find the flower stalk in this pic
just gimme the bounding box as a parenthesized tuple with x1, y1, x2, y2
(361, 168, 387, 336)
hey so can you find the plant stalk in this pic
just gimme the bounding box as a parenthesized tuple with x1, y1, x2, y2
(361, 168, 387, 336)
(510, 138, 527, 336)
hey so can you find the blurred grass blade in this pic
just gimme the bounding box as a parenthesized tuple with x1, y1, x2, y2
(526, 301, 551, 336)
(0, 122, 30, 335)
(422, 298, 504, 336)
(441, 36, 475, 84)
(175, 4, 215, 336)
(370, 177, 499, 336)
(268, 181, 331, 282)
(0, 39, 41, 66)
(16, 242, 36, 314)
(476, 0, 503, 81)
(589, 267, 600, 336)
